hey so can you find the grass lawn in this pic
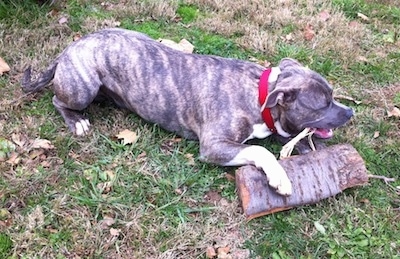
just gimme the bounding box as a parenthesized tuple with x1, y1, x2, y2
(0, 0, 399, 258)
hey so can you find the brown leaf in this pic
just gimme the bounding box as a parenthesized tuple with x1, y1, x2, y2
(373, 131, 380, 139)
(0, 57, 10, 75)
(217, 246, 231, 258)
(116, 129, 138, 145)
(73, 33, 82, 41)
(387, 107, 400, 118)
(159, 38, 195, 53)
(110, 227, 120, 236)
(319, 10, 331, 21)
(224, 172, 236, 182)
(184, 153, 195, 165)
(31, 138, 54, 150)
(58, 16, 68, 25)
(303, 24, 315, 41)
(6, 152, 21, 165)
(100, 216, 115, 229)
(206, 246, 217, 258)
(29, 149, 45, 159)
(11, 133, 28, 148)
(40, 160, 51, 168)
(357, 12, 369, 21)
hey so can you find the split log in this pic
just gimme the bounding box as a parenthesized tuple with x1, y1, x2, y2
(236, 144, 368, 220)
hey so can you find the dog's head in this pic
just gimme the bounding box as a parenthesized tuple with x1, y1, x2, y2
(266, 58, 353, 139)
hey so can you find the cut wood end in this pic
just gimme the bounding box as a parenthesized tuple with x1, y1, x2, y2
(236, 144, 368, 219)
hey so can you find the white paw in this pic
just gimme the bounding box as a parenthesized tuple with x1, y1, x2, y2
(268, 166, 292, 196)
(75, 119, 90, 136)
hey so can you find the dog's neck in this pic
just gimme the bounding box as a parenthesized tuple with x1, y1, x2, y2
(259, 67, 281, 134)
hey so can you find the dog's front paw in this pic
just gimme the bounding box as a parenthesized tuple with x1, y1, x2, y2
(268, 166, 292, 196)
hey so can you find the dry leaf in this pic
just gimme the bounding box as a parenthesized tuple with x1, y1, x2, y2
(110, 228, 120, 236)
(206, 246, 217, 258)
(184, 153, 195, 165)
(349, 20, 360, 28)
(304, 24, 315, 41)
(6, 152, 21, 165)
(178, 39, 194, 53)
(357, 12, 369, 21)
(357, 56, 369, 63)
(11, 133, 28, 148)
(319, 10, 330, 21)
(58, 16, 68, 25)
(373, 131, 380, 139)
(100, 216, 115, 229)
(31, 138, 55, 150)
(105, 170, 115, 181)
(159, 38, 194, 53)
(41, 160, 51, 168)
(217, 246, 231, 259)
(0, 57, 10, 75)
(116, 129, 138, 145)
(73, 33, 82, 41)
(224, 172, 235, 182)
(29, 149, 45, 159)
(387, 107, 400, 118)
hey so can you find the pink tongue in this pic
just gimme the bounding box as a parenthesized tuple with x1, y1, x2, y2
(313, 128, 333, 139)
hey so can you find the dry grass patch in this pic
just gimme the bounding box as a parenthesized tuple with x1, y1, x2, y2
(186, 0, 370, 64)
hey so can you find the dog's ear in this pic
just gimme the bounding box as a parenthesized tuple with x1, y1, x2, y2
(278, 58, 302, 70)
(264, 88, 299, 108)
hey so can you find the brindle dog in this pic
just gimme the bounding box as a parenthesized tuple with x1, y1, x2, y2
(22, 28, 353, 196)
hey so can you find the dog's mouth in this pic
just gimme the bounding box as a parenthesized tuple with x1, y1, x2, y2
(311, 128, 333, 139)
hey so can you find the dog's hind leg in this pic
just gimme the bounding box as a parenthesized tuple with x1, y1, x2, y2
(52, 96, 91, 135)
(199, 138, 292, 196)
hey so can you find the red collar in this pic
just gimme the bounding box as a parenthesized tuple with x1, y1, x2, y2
(258, 69, 277, 133)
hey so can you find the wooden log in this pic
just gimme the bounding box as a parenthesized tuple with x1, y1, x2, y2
(236, 144, 368, 220)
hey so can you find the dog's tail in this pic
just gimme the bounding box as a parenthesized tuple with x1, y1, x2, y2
(21, 62, 57, 94)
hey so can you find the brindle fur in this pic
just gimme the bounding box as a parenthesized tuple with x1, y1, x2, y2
(22, 28, 353, 196)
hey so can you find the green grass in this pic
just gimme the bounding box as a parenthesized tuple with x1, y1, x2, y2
(1, 0, 400, 258)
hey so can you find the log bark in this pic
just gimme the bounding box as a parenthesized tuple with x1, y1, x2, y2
(236, 144, 368, 220)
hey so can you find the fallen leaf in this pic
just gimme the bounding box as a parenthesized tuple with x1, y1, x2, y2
(387, 107, 400, 118)
(11, 133, 28, 148)
(0, 57, 10, 75)
(116, 129, 138, 145)
(6, 152, 20, 165)
(29, 149, 45, 159)
(217, 246, 231, 259)
(105, 170, 115, 181)
(319, 10, 331, 21)
(357, 56, 369, 63)
(314, 221, 326, 235)
(58, 16, 68, 25)
(31, 138, 54, 150)
(178, 39, 194, 53)
(110, 227, 120, 236)
(357, 12, 369, 21)
(224, 172, 235, 182)
(206, 246, 217, 258)
(303, 24, 315, 41)
(159, 38, 194, 53)
(349, 20, 360, 28)
(373, 131, 380, 139)
(73, 33, 81, 41)
(184, 153, 195, 165)
(100, 216, 115, 229)
(40, 160, 51, 168)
